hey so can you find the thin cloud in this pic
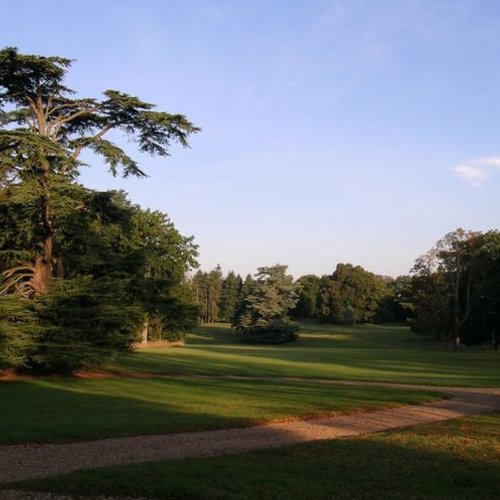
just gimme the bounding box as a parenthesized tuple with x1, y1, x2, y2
(452, 156, 500, 187)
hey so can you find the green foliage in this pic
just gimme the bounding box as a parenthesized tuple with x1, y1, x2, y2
(238, 322, 300, 344)
(191, 266, 223, 323)
(127, 205, 199, 343)
(1, 274, 143, 374)
(0, 47, 200, 373)
(463, 231, 500, 346)
(219, 271, 243, 322)
(410, 228, 500, 346)
(232, 265, 299, 343)
(315, 264, 387, 324)
(148, 288, 200, 343)
(375, 275, 414, 323)
(0, 45, 198, 295)
(28, 277, 142, 374)
(0, 295, 38, 368)
(292, 274, 320, 318)
(0, 185, 199, 372)
(343, 305, 355, 325)
(0, 47, 200, 181)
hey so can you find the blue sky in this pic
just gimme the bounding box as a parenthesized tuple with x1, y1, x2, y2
(3, 0, 500, 278)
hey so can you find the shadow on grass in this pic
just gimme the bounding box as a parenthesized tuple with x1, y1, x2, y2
(0, 377, 442, 446)
(7, 415, 500, 499)
(0, 379, 250, 445)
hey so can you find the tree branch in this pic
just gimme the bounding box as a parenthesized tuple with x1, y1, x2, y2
(48, 107, 97, 138)
(71, 125, 112, 160)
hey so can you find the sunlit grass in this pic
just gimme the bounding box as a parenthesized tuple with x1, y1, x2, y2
(1, 322, 497, 447)
(115, 322, 500, 387)
(10, 412, 500, 499)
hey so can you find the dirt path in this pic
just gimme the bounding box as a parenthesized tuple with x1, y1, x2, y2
(1, 383, 499, 485)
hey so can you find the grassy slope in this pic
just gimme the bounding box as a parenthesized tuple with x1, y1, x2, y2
(116, 322, 500, 387)
(9, 412, 500, 499)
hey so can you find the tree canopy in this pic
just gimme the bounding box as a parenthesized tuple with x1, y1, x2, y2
(0, 46, 199, 296)
(314, 264, 388, 324)
(0, 47, 200, 373)
(410, 228, 500, 348)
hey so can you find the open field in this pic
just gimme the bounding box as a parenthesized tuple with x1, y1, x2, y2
(7, 412, 500, 499)
(1, 323, 499, 498)
(1, 322, 498, 446)
(115, 322, 500, 387)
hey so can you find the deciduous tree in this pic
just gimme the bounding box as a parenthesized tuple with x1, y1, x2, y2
(292, 274, 320, 319)
(410, 228, 483, 347)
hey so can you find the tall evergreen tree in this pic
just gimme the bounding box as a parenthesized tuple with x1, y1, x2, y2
(0, 47, 199, 296)
(219, 271, 243, 323)
(232, 265, 299, 344)
(190, 267, 223, 323)
(0, 47, 200, 373)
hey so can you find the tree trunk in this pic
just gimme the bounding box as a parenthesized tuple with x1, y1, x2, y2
(29, 232, 53, 294)
(452, 316, 462, 349)
(141, 318, 149, 344)
(30, 176, 54, 294)
(30, 256, 52, 294)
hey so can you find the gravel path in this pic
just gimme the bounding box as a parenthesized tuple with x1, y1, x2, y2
(1, 382, 499, 486)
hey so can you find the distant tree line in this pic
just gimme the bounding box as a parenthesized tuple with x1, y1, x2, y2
(192, 228, 500, 349)
(189, 263, 403, 328)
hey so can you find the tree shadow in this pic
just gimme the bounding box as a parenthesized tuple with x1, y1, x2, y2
(5, 415, 500, 499)
(0, 379, 256, 445)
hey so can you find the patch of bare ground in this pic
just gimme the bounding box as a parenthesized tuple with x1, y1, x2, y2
(134, 340, 184, 349)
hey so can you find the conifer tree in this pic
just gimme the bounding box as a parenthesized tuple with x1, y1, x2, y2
(219, 271, 242, 322)
(0, 47, 199, 296)
(232, 265, 299, 344)
(0, 47, 200, 373)
(1, 186, 199, 372)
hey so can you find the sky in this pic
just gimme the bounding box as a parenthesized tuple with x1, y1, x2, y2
(3, 0, 500, 279)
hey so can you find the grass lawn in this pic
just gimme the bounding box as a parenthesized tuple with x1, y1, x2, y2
(1, 322, 497, 445)
(0, 378, 442, 445)
(115, 322, 500, 387)
(8, 412, 500, 499)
